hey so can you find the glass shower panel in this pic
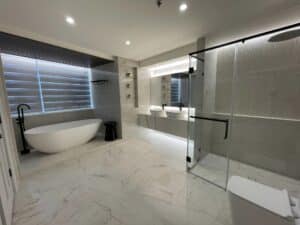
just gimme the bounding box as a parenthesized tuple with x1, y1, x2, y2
(228, 30, 300, 190)
(187, 45, 237, 189)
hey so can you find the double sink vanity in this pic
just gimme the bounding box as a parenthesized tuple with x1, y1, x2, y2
(150, 108, 187, 120)
(137, 72, 192, 138)
(137, 108, 190, 138)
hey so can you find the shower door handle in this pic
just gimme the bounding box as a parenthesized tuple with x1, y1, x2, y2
(190, 116, 229, 139)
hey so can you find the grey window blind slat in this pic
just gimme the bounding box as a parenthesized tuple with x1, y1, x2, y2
(9, 103, 42, 114)
(42, 89, 90, 95)
(38, 60, 91, 112)
(1, 54, 42, 114)
(1, 53, 92, 114)
(40, 75, 89, 85)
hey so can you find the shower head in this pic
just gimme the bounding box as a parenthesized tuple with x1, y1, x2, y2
(156, 0, 162, 7)
(268, 29, 300, 42)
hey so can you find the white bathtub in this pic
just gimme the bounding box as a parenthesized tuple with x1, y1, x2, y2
(25, 119, 102, 153)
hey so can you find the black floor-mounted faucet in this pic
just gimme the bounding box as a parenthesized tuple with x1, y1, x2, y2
(178, 103, 184, 111)
(16, 104, 31, 154)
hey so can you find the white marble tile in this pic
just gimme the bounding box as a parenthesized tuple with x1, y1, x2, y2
(15, 125, 232, 225)
(14, 124, 300, 225)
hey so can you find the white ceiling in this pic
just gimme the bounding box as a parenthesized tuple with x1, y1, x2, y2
(0, 0, 299, 61)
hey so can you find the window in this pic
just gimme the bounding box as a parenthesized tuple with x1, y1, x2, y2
(171, 78, 181, 105)
(1, 53, 92, 115)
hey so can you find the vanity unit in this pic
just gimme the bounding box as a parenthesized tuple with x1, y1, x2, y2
(138, 71, 192, 138)
(137, 110, 191, 138)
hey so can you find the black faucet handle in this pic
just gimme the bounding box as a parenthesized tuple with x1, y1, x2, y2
(178, 103, 184, 111)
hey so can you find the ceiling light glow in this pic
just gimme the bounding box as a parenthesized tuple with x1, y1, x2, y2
(179, 3, 188, 12)
(125, 40, 131, 46)
(65, 16, 75, 25)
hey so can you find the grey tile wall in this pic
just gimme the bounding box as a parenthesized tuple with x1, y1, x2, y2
(199, 35, 300, 179)
(91, 62, 123, 138)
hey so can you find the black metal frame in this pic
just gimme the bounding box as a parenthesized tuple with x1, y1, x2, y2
(186, 22, 300, 190)
(16, 104, 31, 154)
(189, 22, 300, 56)
(190, 116, 229, 139)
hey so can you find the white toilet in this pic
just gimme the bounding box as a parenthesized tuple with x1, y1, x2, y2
(227, 176, 300, 225)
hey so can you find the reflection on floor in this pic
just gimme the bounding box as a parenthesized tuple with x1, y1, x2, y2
(190, 154, 228, 188)
(190, 153, 300, 197)
(15, 125, 300, 225)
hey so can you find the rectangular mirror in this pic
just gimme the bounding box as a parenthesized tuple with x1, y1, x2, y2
(150, 73, 188, 107)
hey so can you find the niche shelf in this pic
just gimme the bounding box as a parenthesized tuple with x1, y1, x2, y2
(91, 80, 108, 85)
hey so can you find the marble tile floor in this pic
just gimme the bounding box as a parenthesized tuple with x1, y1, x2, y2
(16, 126, 231, 225)
(15, 125, 300, 225)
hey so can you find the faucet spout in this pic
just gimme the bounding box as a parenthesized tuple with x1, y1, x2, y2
(17, 103, 31, 111)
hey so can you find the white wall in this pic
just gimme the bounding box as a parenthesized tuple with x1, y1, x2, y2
(116, 57, 139, 128)
(140, 42, 197, 67)
(150, 77, 162, 106)
(137, 67, 151, 114)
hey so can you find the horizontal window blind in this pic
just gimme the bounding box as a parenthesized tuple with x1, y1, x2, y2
(1, 53, 92, 115)
(38, 60, 91, 112)
(171, 78, 181, 104)
(2, 54, 42, 114)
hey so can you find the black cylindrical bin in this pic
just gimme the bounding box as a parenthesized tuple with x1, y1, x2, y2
(104, 121, 117, 141)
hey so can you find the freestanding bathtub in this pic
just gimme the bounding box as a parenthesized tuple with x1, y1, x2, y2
(25, 119, 102, 153)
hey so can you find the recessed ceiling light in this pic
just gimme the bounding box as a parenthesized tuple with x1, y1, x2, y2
(65, 16, 75, 25)
(179, 3, 188, 12)
(125, 40, 131, 46)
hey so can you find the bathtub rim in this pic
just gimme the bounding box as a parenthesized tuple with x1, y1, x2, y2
(24, 119, 102, 135)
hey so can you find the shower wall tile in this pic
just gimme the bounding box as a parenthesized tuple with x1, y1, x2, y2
(235, 38, 300, 119)
(209, 114, 300, 179)
(214, 35, 300, 119)
(270, 71, 300, 119)
(237, 36, 300, 74)
(216, 46, 235, 81)
(215, 79, 232, 113)
(213, 46, 235, 113)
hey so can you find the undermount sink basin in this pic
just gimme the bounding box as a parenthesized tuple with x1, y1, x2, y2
(150, 109, 166, 117)
(166, 111, 186, 120)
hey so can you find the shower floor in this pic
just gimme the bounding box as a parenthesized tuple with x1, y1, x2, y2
(189, 153, 300, 197)
(189, 153, 229, 188)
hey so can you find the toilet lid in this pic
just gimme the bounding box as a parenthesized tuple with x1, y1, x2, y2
(227, 176, 293, 218)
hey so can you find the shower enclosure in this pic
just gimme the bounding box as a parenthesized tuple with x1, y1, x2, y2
(187, 23, 300, 190)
